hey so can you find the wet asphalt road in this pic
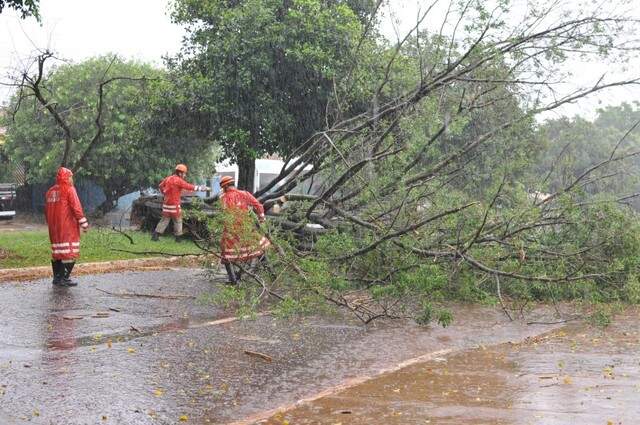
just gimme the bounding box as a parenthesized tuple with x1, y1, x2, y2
(271, 312, 640, 425)
(0, 269, 560, 424)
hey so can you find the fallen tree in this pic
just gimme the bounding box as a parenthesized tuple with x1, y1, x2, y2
(182, 1, 640, 325)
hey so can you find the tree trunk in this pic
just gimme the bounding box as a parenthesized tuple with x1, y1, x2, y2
(237, 154, 255, 192)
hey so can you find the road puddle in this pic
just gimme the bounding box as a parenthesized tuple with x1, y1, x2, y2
(264, 310, 640, 425)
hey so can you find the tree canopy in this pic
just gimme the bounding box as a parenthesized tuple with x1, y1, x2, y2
(0, 0, 39, 19)
(1, 55, 215, 209)
(164, 0, 376, 190)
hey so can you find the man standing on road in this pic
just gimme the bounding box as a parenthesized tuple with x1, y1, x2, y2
(152, 164, 209, 242)
(45, 167, 89, 287)
(219, 175, 270, 284)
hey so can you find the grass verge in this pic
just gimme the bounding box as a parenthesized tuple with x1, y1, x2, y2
(0, 228, 201, 269)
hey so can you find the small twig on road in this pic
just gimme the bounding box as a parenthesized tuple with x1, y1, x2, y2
(495, 274, 513, 321)
(110, 248, 203, 257)
(95, 288, 195, 300)
(244, 350, 273, 362)
(526, 316, 582, 325)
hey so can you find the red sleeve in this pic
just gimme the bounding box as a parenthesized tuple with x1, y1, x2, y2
(178, 177, 196, 192)
(243, 191, 265, 220)
(68, 187, 88, 226)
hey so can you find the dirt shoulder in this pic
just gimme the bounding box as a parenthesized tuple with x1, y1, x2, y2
(0, 255, 203, 282)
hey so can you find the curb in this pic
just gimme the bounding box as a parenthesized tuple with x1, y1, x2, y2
(0, 256, 202, 283)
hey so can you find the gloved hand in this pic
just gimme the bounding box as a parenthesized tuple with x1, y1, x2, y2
(81, 223, 89, 233)
(195, 185, 211, 192)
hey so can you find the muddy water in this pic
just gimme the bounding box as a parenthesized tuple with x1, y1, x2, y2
(1, 269, 571, 424)
(265, 311, 640, 425)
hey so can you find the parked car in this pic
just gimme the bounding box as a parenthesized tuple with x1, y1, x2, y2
(0, 183, 16, 219)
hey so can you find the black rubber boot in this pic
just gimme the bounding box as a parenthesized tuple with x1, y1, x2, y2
(151, 231, 160, 241)
(174, 235, 182, 243)
(223, 262, 237, 285)
(51, 260, 64, 286)
(62, 262, 78, 287)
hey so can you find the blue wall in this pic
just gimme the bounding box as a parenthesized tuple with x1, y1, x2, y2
(26, 180, 106, 213)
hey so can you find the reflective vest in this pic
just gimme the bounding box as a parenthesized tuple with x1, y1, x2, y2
(45, 168, 88, 261)
(159, 175, 196, 218)
(220, 187, 270, 262)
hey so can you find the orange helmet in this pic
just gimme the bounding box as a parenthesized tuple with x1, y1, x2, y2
(220, 175, 235, 188)
(175, 164, 188, 173)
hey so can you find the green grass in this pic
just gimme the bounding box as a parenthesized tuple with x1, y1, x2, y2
(0, 228, 202, 269)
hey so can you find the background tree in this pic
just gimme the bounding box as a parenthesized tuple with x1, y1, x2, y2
(535, 103, 640, 202)
(165, 0, 378, 191)
(0, 0, 39, 19)
(1, 54, 214, 211)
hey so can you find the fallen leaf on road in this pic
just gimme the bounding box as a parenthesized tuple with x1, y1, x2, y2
(127, 348, 136, 354)
(179, 415, 188, 422)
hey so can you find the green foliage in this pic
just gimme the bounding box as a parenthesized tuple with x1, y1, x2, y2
(172, 1, 640, 326)
(535, 103, 640, 201)
(273, 294, 329, 319)
(587, 303, 624, 328)
(0, 0, 39, 19)
(199, 286, 260, 319)
(165, 0, 375, 188)
(416, 302, 454, 328)
(1, 56, 217, 208)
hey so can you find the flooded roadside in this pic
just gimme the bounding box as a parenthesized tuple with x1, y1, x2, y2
(264, 309, 640, 425)
(0, 269, 571, 424)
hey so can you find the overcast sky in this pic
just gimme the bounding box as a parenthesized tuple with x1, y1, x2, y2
(1, 0, 639, 118)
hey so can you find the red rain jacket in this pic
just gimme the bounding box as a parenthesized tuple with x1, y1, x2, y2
(45, 168, 88, 261)
(159, 174, 196, 218)
(220, 187, 270, 262)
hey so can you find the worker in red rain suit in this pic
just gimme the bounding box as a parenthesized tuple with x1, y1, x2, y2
(219, 175, 271, 284)
(44, 167, 89, 287)
(152, 164, 209, 242)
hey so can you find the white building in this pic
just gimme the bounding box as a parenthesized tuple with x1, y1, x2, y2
(211, 158, 315, 195)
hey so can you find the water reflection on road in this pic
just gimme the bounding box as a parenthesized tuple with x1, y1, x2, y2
(265, 311, 640, 425)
